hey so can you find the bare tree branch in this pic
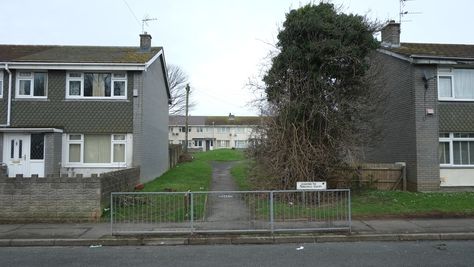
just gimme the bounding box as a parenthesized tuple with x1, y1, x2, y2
(168, 64, 195, 115)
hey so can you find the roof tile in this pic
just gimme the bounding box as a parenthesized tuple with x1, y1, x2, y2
(0, 45, 161, 63)
(384, 42, 474, 59)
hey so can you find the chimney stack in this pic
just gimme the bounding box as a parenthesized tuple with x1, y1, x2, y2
(140, 32, 152, 51)
(381, 20, 400, 48)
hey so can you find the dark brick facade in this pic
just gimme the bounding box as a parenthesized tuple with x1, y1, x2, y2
(365, 52, 440, 191)
(0, 70, 134, 133)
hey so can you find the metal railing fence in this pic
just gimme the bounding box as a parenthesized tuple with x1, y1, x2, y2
(110, 189, 350, 235)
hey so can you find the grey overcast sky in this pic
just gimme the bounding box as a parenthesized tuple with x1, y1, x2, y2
(1, 0, 473, 116)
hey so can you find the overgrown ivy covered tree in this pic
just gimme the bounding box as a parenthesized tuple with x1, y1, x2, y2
(250, 3, 384, 189)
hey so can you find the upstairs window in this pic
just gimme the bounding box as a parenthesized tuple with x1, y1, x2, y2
(218, 127, 230, 133)
(179, 127, 191, 133)
(438, 68, 474, 100)
(16, 71, 47, 98)
(66, 72, 127, 99)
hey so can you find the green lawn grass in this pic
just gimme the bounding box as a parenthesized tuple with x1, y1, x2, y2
(193, 148, 245, 162)
(352, 190, 474, 218)
(120, 150, 474, 220)
(229, 160, 474, 218)
(143, 149, 245, 192)
(230, 160, 252, 190)
(111, 149, 245, 222)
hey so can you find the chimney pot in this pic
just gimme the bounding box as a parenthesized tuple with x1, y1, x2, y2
(381, 21, 400, 48)
(140, 33, 152, 51)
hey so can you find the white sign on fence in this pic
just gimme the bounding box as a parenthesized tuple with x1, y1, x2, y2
(296, 181, 327, 190)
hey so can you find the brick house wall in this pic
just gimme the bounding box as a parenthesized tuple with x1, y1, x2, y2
(365, 52, 441, 191)
(413, 65, 440, 191)
(365, 52, 418, 189)
(0, 167, 139, 222)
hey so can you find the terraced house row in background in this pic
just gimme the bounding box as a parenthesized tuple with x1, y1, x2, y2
(168, 114, 259, 151)
(0, 34, 170, 182)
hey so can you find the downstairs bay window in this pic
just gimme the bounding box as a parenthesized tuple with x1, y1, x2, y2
(66, 134, 128, 165)
(439, 133, 474, 166)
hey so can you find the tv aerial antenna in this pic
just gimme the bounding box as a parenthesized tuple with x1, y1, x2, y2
(399, 0, 422, 23)
(142, 16, 157, 34)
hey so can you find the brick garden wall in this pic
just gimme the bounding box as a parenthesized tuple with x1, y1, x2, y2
(0, 168, 140, 223)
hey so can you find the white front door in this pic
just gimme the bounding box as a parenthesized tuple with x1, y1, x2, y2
(4, 133, 31, 177)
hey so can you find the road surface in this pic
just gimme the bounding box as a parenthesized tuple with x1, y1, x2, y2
(1, 241, 474, 267)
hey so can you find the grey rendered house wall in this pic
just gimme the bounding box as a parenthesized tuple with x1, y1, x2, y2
(44, 132, 62, 176)
(133, 55, 169, 182)
(365, 53, 419, 190)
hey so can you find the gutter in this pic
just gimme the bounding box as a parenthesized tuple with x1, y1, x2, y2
(0, 61, 147, 71)
(378, 49, 474, 65)
(409, 54, 474, 61)
(0, 63, 12, 127)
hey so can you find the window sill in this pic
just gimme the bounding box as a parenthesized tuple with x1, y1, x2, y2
(13, 98, 49, 101)
(64, 163, 128, 168)
(438, 99, 474, 102)
(64, 99, 129, 102)
(440, 165, 474, 169)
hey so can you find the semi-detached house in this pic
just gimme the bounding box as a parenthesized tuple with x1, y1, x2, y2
(366, 21, 474, 191)
(0, 34, 170, 182)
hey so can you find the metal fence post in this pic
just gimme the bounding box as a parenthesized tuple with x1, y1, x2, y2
(110, 193, 113, 235)
(270, 191, 274, 233)
(348, 190, 352, 233)
(190, 192, 194, 233)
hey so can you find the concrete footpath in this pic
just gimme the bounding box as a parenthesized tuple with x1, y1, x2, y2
(1, 218, 474, 247)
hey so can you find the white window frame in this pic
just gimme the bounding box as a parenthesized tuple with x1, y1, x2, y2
(439, 132, 474, 167)
(437, 75, 454, 100)
(218, 127, 230, 133)
(66, 72, 84, 98)
(66, 72, 127, 99)
(111, 134, 127, 163)
(15, 71, 48, 99)
(66, 134, 128, 167)
(67, 134, 84, 164)
(438, 68, 474, 102)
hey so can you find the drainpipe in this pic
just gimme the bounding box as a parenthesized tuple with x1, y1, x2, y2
(0, 63, 12, 127)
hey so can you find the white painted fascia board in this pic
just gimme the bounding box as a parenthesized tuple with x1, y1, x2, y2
(377, 49, 474, 65)
(144, 49, 163, 71)
(143, 49, 172, 102)
(410, 54, 474, 61)
(377, 49, 413, 63)
(0, 127, 63, 133)
(0, 62, 146, 71)
(411, 59, 460, 65)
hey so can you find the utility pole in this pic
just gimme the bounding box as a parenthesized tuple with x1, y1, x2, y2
(184, 84, 190, 153)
